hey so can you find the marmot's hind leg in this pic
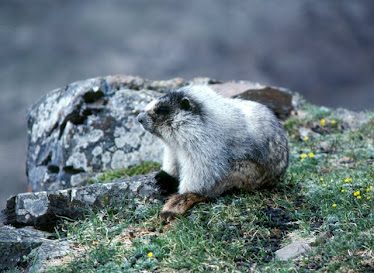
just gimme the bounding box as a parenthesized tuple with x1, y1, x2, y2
(228, 160, 278, 192)
(160, 193, 206, 220)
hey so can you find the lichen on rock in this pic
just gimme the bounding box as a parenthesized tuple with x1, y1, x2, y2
(3, 172, 161, 231)
(27, 76, 169, 192)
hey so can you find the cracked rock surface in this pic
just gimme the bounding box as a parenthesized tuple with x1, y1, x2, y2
(0, 225, 71, 272)
(4, 172, 160, 231)
(0, 225, 52, 271)
(1, 172, 160, 271)
(27, 75, 166, 192)
(25, 240, 71, 273)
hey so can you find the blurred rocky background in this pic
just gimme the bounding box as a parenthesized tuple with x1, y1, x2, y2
(0, 0, 373, 209)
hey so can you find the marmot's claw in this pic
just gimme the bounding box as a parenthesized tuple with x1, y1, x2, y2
(159, 211, 176, 222)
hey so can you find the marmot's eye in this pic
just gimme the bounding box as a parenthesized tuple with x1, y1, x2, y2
(155, 106, 169, 114)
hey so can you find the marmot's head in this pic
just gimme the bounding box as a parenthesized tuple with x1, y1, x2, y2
(137, 87, 204, 141)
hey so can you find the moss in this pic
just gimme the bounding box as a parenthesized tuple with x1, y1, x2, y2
(302, 103, 332, 120)
(283, 117, 302, 137)
(125, 161, 161, 177)
(88, 161, 161, 184)
(102, 193, 110, 206)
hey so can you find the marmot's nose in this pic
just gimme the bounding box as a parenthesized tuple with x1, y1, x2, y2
(137, 113, 145, 124)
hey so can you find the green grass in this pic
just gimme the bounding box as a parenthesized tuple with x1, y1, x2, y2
(40, 104, 374, 272)
(88, 161, 161, 184)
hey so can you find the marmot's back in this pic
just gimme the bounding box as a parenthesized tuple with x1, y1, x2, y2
(180, 86, 289, 196)
(230, 98, 289, 173)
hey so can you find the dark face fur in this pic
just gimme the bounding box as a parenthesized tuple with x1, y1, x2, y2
(137, 90, 201, 139)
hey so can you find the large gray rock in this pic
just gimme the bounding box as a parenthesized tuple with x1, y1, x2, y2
(211, 82, 293, 119)
(4, 172, 160, 231)
(0, 225, 52, 271)
(0, 225, 70, 272)
(26, 75, 214, 192)
(27, 75, 293, 192)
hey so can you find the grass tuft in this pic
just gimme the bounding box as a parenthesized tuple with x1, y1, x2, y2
(88, 161, 161, 184)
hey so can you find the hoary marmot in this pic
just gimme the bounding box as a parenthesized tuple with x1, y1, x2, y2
(137, 85, 289, 219)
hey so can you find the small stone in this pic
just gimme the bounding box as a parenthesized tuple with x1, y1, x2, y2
(320, 141, 330, 151)
(275, 240, 314, 261)
(299, 127, 319, 139)
(134, 253, 143, 259)
(310, 231, 332, 247)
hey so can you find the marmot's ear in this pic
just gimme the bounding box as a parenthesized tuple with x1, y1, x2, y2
(181, 97, 191, 110)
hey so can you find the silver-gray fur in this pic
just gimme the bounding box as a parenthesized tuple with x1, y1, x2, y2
(137, 85, 289, 198)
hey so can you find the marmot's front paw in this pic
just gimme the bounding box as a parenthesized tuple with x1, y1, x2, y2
(154, 170, 179, 195)
(159, 193, 206, 221)
(159, 211, 177, 222)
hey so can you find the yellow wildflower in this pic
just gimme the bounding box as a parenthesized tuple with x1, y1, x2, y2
(320, 178, 324, 182)
(300, 153, 307, 158)
(332, 204, 337, 208)
(308, 152, 315, 158)
(344, 178, 352, 183)
(367, 186, 373, 192)
(148, 252, 153, 258)
(320, 119, 326, 127)
(353, 191, 360, 196)
(92, 241, 99, 246)
(303, 137, 309, 141)
(367, 196, 371, 200)
(341, 189, 346, 193)
(357, 196, 362, 199)
(67, 233, 71, 237)
(330, 120, 336, 125)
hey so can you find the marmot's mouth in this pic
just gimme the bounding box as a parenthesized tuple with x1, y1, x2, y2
(137, 113, 152, 131)
(140, 122, 153, 133)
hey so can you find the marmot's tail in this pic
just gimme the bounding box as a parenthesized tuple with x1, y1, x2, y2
(160, 193, 206, 220)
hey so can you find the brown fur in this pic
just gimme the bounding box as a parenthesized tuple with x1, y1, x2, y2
(160, 193, 207, 220)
